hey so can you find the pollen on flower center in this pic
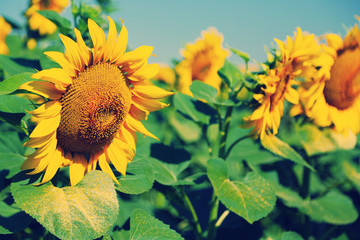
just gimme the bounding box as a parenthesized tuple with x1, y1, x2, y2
(57, 62, 132, 153)
(324, 47, 360, 110)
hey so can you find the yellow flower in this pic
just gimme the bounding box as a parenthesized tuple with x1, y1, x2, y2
(25, 0, 69, 35)
(244, 28, 331, 139)
(153, 63, 176, 89)
(0, 16, 11, 55)
(20, 17, 174, 186)
(175, 27, 229, 96)
(294, 18, 360, 135)
(27, 38, 37, 50)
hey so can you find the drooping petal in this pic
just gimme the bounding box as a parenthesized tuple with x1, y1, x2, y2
(26, 138, 57, 175)
(98, 152, 120, 184)
(132, 82, 175, 99)
(69, 153, 87, 186)
(132, 95, 169, 112)
(130, 104, 149, 120)
(38, 147, 64, 185)
(28, 101, 62, 119)
(24, 131, 56, 148)
(20, 81, 64, 100)
(125, 115, 158, 140)
(105, 140, 129, 176)
(118, 124, 137, 151)
(29, 113, 61, 138)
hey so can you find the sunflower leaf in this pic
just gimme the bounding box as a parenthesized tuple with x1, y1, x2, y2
(207, 158, 276, 224)
(190, 80, 218, 102)
(0, 73, 34, 95)
(0, 95, 34, 113)
(116, 156, 155, 194)
(151, 159, 195, 186)
(261, 135, 315, 171)
(11, 170, 119, 240)
(0, 55, 36, 77)
(218, 60, 244, 90)
(281, 231, 304, 240)
(129, 209, 183, 240)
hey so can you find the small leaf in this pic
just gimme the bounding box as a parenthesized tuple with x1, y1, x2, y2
(37, 10, 72, 35)
(229, 47, 250, 65)
(129, 209, 183, 240)
(300, 191, 358, 225)
(0, 73, 34, 95)
(261, 135, 314, 171)
(173, 93, 216, 124)
(0, 95, 34, 113)
(207, 158, 276, 224)
(11, 170, 119, 240)
(152, 159, 193, 186)
(116, 157, 155, 194)
(218, 60, 244, 89)
(190, 80, 218, 102)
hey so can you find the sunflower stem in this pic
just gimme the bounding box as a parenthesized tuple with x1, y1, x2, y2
(181, 187, 203, 239)
(224, 135, 249, 159)
(218, 106, 233, 158)
(300, 157, 313, 239)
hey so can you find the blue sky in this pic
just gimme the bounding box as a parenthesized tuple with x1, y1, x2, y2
(1, 0, 359, 65)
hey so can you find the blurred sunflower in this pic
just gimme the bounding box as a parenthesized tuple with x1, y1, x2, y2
(293, 18, 360, 135)
(243, 28, 332, 139)
(175, 27, 229, 96)
(25, 0, 69, 35)
(0, 16, 11, 55)
(20, 17, 174, 185)
(153, 63, 176, 90)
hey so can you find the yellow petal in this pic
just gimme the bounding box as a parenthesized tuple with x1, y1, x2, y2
(98, 152, 120, 185)
(21, 157, 41, 170)
(32, 68, 72, 85)
(132, 96, 169, 112)
(104, 16, 117, 62)
(20, 81, 64, 100)
(128, 63, 159, 82)
(88, 18, 106, 64)
(29, 113, 61, 138)
(44, 51, 77, 77)
(125, 115, 159, 140)
(26, 139, 57, 175)
(28, 101, 62, 119)
(111, 18, 128, 63)
(59, 34, 83, 71)
(118, 124, 137, 151)
(115, 46, 153, 66)
(105, 140, 129, 176)
(132, 82, 175, 99)
(130, 104, 149, 120)
(38, 147, 63, 184)
(24, 131, 56, 148)
(69, 153, 87, 186)
(74, 28, 91, 66)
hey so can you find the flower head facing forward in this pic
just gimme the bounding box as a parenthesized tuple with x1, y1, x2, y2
(244, 28, 332, 139)
(20, 17, 174, 186)
(294, 18, 360, 134)
(175, 27, 229, 96)
(0, 16, 12, 55)
(26, 0, 69, 35)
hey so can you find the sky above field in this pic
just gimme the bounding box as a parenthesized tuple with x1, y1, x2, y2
(1, 0, 359, 65)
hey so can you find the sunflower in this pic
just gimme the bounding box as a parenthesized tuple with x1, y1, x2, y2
(175, 27, 229, 96)
(20, 17, 174, 186)
(153, 63, 176, 89)
(25, 0, 69, 35)
(0, 16, 11, 55)
(294, 18, 360, 135)
(243, 28, 332, 139)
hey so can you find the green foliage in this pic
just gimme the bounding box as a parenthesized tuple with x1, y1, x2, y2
(0, 55, 36, 77)
(129, 209, 184, 240)
(0, 73, 34, 95)
(11, 171, 119, 240)
(218, 60, 244, 90)
(37, 10, 72, 35)
(207, 158, 276, 224)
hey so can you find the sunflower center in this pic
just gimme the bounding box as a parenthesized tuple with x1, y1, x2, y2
(192, 51, 211, 81)
(323, 47, 360, 110)
(57, 62, 131, 153)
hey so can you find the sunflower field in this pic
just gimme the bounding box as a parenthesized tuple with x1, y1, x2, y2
(1, 1, 360, 240)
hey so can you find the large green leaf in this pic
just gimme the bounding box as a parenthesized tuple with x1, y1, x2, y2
(190, 80, 218, 102)
(218, 60, 244, 89)
(11, 170, 119, 240)
(300, 191, 358, 225)
(207, 158, 276, 223)
(129, 209, 183, 240)
(173, 92, 216, 124)
(116, 156, 155, 194)
(0, 73, 34, 95)
(281, 231, 304, 240)
(37, 10, 72, 35)
(0, 55, 36, 77)
(0, 131, 25, 178)
(261, 135, 314, 171)
(0, 95, 34, 113)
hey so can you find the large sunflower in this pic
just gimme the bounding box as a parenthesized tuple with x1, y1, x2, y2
(20, 17, 174, 186)
(175, 27, 229, 96)
(243, 28, 332, 139)
(294, 18, 360, 135)
(25, 0, 69, 35)
(0, 16, 11, 55)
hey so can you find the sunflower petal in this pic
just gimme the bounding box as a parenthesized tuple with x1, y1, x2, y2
(20, 81, 64, 100)
(105, 140, 129, 176)
(32, 68, 72, 85)
(28, 101, 62, 119)
(44, 51, 77, 77)
(59, 34, 83, 71)
(115, 46, 153, 66)
(24, 131, 56, 148)
(128, 63, 160, 82)
(130, 104, 149, 120)
(69, 153, 87, 186)
(118, 124, 137, 151)
(132, 96, 169, 112)
(111, 18, 128, 63)
(98, 152, 120, 185)
(38, 147, 63, 185)
(26, 139, 57, 175)
(104, 16, 117, 62)
(74, 28, 91, 66)
(88, 18, 106, 64)
(29, 113, 61, 138)
(125, 115, 158, 140)
(132, 82, 175, 99)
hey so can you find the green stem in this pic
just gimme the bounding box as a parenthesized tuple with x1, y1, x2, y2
(181, 188, 203, 239)
(218, 106, 233, 158)
(215, 210, 229, 227)
(207, 194, 219, 240)
(300, 157, 313, 239)
(223, 135, 248, 159)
